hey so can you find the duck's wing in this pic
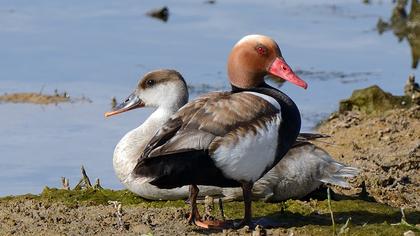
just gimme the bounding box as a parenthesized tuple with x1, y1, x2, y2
(293, 132, 330, 148)
(141, 91, 279, 159)
(133, 91, 280, 188)
(297, 132, 330, 141)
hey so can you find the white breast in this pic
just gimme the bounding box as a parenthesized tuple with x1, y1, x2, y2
(212, 115, 281, 182)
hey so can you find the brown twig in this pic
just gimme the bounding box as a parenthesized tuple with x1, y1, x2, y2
(61, 177, 70, 190)
(93, 178, 103, 189)
(74, 165, 93, 190)
(218, 198, 225, 221)
(108, 201, 124, 230)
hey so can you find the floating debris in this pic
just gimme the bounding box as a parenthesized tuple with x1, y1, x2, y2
(204, 0, 216, 4)
(146, 6, 169, 22)
(111, 97, 117, 109)
(0, 92, 70, 105)
(0, 90, 92, 105)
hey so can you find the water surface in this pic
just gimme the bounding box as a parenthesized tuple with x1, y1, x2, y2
(0, 0, 417, 195)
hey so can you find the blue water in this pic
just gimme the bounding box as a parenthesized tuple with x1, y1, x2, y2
(0, 0, 416, 196)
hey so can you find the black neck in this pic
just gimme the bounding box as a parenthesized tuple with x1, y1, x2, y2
(231, 83, 302, 159)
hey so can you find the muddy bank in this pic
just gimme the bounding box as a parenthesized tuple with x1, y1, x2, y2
(0, 188, 418, 235)
(1, 85, 419, 235)
(316, 85, 419, 211)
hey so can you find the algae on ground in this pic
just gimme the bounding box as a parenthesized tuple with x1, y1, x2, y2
(339, 85, 411, 114)
(1, 188, 418, 235)
(0, 187, 186, 209)
(39, 187, 186, 208)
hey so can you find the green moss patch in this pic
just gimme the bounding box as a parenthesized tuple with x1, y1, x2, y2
(1, 188, 418, 235)
(0, 187, 186, 209)
(339, 85, 411, 114)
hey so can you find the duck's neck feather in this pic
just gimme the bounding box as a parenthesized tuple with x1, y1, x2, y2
(113, 107, 174, 182)
(231, 83, 302, 159)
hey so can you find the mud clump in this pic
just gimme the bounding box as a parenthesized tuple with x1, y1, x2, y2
(338, 85, 411, 114)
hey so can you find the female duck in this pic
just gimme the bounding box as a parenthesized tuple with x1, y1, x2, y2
(105, 69, 222, 200)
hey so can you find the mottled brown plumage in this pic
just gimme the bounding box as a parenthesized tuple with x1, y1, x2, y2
(141, 92, 279, 159)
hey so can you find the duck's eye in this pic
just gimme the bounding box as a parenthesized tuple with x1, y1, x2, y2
(146, 79, 155, 87)
(256, 45, 267, 56)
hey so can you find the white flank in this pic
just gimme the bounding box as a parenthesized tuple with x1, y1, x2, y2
(213, 115, 281, 182)
(243, 91, 281, 110)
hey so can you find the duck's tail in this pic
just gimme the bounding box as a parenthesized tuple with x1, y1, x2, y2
(319, 162, 360, 188)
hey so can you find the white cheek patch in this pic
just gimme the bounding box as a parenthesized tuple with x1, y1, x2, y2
(243, 91, 281, 110)
(140, 83, 178, 107)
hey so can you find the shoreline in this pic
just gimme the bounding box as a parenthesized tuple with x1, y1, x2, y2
(1, 85, 419, 235)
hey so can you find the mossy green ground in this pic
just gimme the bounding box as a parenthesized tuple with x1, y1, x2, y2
(1, 188, 418, 235)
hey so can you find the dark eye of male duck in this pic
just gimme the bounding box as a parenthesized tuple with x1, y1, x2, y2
(120, 34, 308, 229)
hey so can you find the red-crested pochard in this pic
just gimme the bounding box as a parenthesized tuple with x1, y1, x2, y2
(130, 34, 307, 228)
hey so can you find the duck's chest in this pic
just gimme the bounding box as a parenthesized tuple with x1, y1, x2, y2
(210, 91, 283, 182)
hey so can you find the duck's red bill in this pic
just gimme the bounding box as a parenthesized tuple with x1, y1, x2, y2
(268, 57, 308, 89)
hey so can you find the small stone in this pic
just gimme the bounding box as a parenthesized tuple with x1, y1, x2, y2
(403, 230, 415, 236)
(253, 225, 267, 236)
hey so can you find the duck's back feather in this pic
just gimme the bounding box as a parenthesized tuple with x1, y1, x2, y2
(134, 91, 281, 187)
